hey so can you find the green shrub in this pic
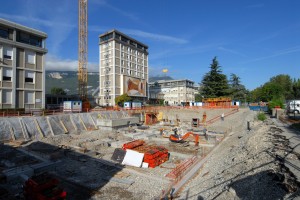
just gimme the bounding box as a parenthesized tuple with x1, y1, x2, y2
(268, 99, 284, 110)
(257, 112, 267, 121)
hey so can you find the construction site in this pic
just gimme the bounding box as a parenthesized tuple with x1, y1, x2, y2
(0, 104, 300, 200)
(1, 0, 300, 199)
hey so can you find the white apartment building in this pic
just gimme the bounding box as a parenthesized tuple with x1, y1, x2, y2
(0, 18, 47, 109)
(149, 79, 197, 105)
(99, 30, 148, 106)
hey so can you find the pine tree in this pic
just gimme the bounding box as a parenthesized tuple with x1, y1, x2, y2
(228, 73, 247, 101)
(201, 57, 228, 98)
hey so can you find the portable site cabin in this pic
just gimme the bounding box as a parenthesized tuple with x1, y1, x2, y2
(232, 101, 240, 106)
(63, 101, 82, 112)
(195, 102, 203, 106)
(124, 102, 142, 109)
(189, 102, 203, 107)
(132, 102, 142, 109)
(124, 102, 132, 109)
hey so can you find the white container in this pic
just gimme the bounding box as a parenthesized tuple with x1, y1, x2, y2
(132, 102, 142, 109)
(124, 102, 132, 109)
(63, 101, 82, 112)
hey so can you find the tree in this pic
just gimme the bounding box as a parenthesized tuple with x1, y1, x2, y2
(292, 78, 300, 99)
(269, 74, 293, 100)
(228, 73, 247, 101)
(51, 87, 66, 95)
(115, 94, 132, 107)
(200, 57, 229, 97)
(195, 94, 203, 102)
(250, 74, 294, 102)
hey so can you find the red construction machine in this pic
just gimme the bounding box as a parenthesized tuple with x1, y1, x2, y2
(23, 173, 67, 200)
(169, 129, 199, 146)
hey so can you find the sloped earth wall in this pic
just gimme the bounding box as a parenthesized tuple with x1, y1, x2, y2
(0, 111, 129, 142)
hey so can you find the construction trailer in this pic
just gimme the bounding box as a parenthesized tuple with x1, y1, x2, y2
(124, 102, 142, 109)
(232, 100, 240, 106)
(63, 101, 82, 112)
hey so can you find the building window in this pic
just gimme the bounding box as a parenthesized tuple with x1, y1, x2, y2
(121, 68, 124, 74)
(0, 27, 9, 39)
(100, 33, 113, 42)
(2, 68, 12, 81)
(2, 90, 12, 104)
(25, 91, 34, 104)
(25, 71, 35, 83)
(3, 46, 13, 60)
(26, 51, 35, 64)
(17, 31, 42, 47)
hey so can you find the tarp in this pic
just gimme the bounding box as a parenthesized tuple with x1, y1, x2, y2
(111, 148, 126, 163)
(122, 149, 144, 167)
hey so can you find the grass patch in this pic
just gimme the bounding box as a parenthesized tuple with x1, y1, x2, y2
(257, 112, 267, 121)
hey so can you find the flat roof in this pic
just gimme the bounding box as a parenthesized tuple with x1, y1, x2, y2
(99, 29, 148, 48)
(0, 18, 47, 38)
(149, 79, 195, 84)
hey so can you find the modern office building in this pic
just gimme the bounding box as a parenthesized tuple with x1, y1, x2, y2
(0, 18, 47, 109)
(99, 30, 148, 106)
(149, 79, 197, 105)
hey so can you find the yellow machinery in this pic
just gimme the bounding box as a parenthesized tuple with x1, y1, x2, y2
(78, 0, 90, 111)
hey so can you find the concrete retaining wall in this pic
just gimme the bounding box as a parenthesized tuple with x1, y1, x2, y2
(0, 111, 131, 142)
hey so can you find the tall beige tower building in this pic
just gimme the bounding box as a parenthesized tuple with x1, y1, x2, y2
(99, 30, 148, 106)
(0, 18, 47, 109)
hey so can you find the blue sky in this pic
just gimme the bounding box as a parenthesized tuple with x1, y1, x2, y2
(0, 0, 299, 90)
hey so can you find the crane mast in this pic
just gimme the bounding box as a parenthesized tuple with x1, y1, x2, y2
(78, 0, 88, 101)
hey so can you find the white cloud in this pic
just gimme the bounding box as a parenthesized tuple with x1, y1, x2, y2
(46, 55, 98, 72)
(0, 13, 74, 28)
(123, 29, 188, 44)
(90, 0, 139, 22)
(242, 46, 300, 63)
(90, 26, 188, 44)
(218, 46, 247, 57)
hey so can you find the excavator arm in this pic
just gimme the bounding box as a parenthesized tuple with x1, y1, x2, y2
(169, 131, 199, 146)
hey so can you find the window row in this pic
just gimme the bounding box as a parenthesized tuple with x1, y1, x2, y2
(0, 46, 36, 64)
(1, 68, 35, 83)
(1, 90, 34, 104)
(16, 31, 42, 47)
(120, 69, 145, 77)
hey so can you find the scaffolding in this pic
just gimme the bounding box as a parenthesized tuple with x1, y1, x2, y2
(202, 97, 232, 108)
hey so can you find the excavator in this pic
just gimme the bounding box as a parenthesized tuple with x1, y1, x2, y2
(169, 128, 199, 146)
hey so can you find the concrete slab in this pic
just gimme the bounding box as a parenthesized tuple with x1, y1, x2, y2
(97, 117, 139, 130)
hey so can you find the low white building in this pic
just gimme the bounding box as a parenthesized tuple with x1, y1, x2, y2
(149, 79, 197, 105)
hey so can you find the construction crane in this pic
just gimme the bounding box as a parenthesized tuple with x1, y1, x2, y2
(78, 0, 90, 111)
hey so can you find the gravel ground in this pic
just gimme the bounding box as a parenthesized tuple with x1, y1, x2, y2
(177, 108, 300, 200)
(4, 108, 299, 200)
